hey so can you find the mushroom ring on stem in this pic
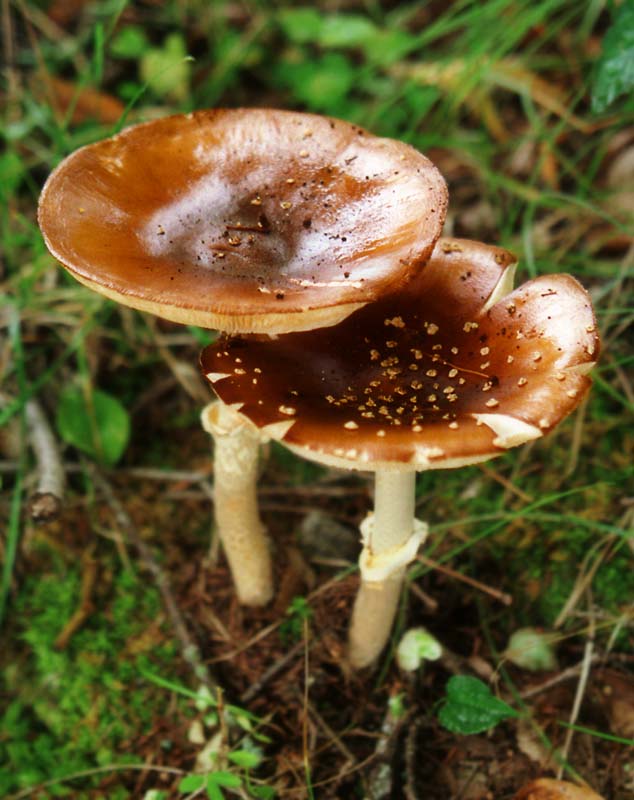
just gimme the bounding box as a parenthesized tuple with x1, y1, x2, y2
(201, 237, 600, 667)
(38, 108, 448, 608)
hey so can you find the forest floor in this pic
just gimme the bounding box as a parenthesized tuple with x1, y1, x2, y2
(1, 1, 634, 798)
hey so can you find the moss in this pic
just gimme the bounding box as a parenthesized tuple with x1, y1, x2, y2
(1, 561, 183, 797)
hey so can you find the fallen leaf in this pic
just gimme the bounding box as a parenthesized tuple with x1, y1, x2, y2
(596, 669, 634, 740)
(37, 75, 125, 124)
(513, 777, 605, 800)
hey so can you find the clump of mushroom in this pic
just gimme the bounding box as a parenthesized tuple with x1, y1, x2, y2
(201, 237, 600, 667)
(38, 108, 448, 607)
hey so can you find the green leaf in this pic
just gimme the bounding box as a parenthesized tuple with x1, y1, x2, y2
(361, 29, 419, 67)
(317, 15, 378, 48)
(206, 783, 224, 800)
(396, 627, 443, 672)
(249, 786, 275, 799)
(592, 0, 634, 113)
(111, 25, 150, 59)
(438, 676, 519, 735)
(56, 387, 130, 466)
(178, 774, 206, 792)
(505, 628, 558, 672)
(205, 770, 242, 798)
(140, 33, 191, 102)
(0, 151, 25, 201)
(277, 53, 355, 112)
(278, 9, 323, 44)
(228, 749, 262, 769)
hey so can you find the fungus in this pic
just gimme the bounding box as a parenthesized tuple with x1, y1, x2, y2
(38, 108, 447, 607)
(38, 108, 447, 335)
(201, 237, 600, 666)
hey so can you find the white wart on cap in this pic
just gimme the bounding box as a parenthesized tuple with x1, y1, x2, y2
(201, 238, 600, 470)
(38, 108, 448, 334)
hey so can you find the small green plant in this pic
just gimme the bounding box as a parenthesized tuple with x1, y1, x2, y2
(505, 628, 558, 672)
(438, 676, 519, 735)
(396, 627, 443, 672)
(178, 756, 275, 800)
(140, 674, 275, 799)
(592, 0, 634, 112)
(56, 385, 130, 466)
(279, 597, 313, 645)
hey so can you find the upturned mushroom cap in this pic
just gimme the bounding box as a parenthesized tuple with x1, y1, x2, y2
(38, 109, 447, 334)
(201, 237, 600, 471)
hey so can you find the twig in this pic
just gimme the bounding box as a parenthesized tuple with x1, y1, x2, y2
(305, 695, 356, 765)
(564, 395, 588, 478)
(520, 654, 601, 699)
(7, 763, 186, 800)
(302, 617, 314, 796)
(241, 641, 305, 703)
(54, 547, 98, 649)
(89, 465, 217, 693)
(478, 462, 533, 502)
(416, 554, 513, 606)
(25, 397, 66, 522)
(554, 539, 611, 629)
(556, 593, 596, 780)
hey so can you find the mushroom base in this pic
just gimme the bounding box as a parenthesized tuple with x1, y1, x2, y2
(201, 401, 273, 606)
(348, 570, 405, 669)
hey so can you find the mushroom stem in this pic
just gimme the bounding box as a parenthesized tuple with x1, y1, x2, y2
(201, 401, 273, 606)
(348, 470, 427, 668)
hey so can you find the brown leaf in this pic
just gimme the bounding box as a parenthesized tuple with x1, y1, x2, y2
(513, 778, 605, 800)
(596, 669, 634, 740)
(37, 75, 125, 125)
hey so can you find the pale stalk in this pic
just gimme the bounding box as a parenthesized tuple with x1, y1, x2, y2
(201, 401, 273, 606)
(348, 470, 426, 668)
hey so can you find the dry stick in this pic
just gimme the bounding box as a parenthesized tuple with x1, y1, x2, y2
(556, 593, 596, 781)
(54, 547, 97, 649)
(416, 553, 513, 606)
(240, 641, 305, 703)
(554, 539, 611, 629)
(478, 462, 533, 503)
(0, 391, 66, 520)
(302, 617, 313, 792)
(90, 466, 217, 693)
(9, 763, 187, 800)
(519, 655, 601, 700)
(565, 395, 589, 478)
(25, 397, 66, 522)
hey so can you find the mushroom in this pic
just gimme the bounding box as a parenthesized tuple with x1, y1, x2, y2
(201, 237, 600, 666)
(38, 108, 448, 606)
(38, 108, 447, 335)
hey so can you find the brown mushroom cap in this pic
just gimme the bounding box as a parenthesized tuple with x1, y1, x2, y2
(201, 237, 600, 471)
(38, 108, 447, 334)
